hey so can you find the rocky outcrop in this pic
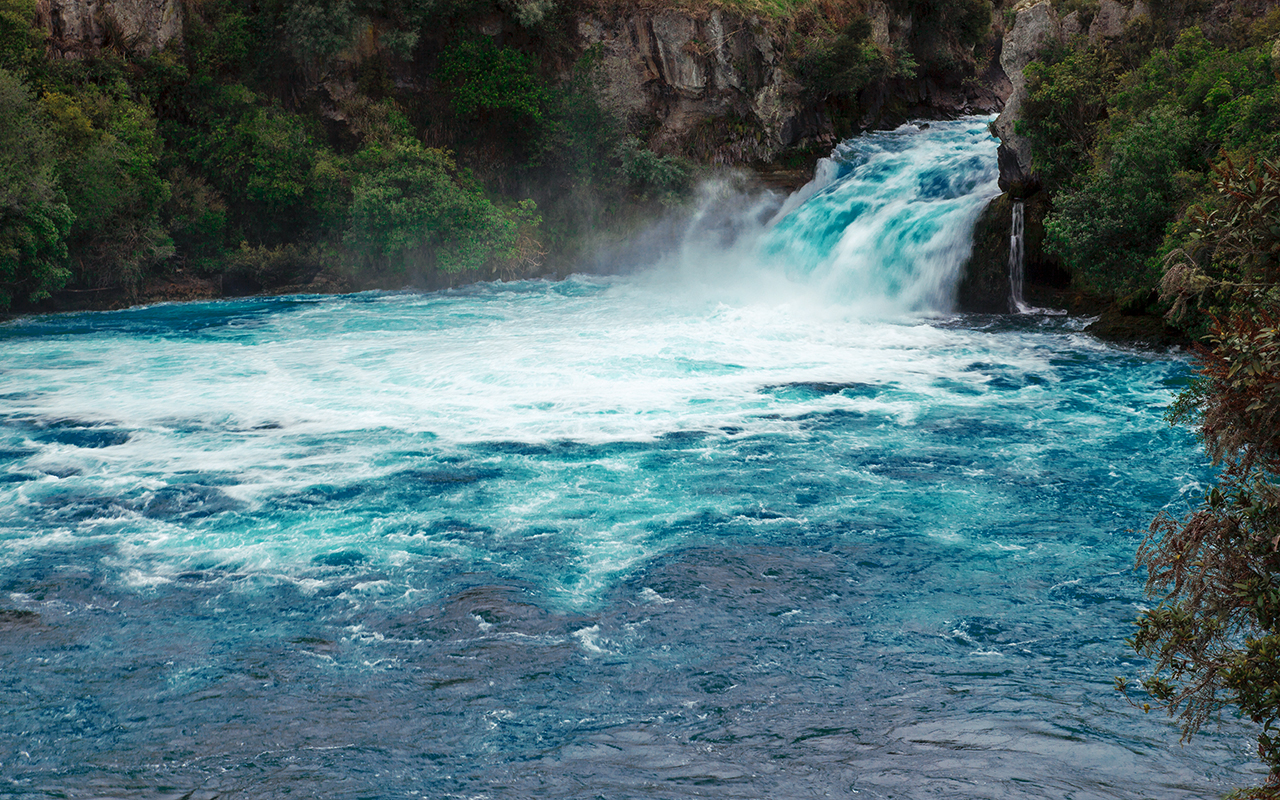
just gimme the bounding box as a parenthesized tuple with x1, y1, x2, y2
(578, 10, 833, 163)
(990, 1, 1073, 196)
(1088, 0, 1149, 40)
(38, 0, 183, 56)
(991, 0, 1160, 194)
(578, 0, 1011, 165)
(956, 194, 1013, 313)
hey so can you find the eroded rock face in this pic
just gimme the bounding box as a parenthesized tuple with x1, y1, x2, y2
(40, 0, 183, 56)
(956, 194, 1014, 313)
(992, 0, 1157, 194)
(990, 0, 1065, 196)
(1089, 0, 1149, 40)
(579, 9, 833, 163)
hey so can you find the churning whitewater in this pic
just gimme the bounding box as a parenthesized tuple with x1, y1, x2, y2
(0, 118, 1261, 798)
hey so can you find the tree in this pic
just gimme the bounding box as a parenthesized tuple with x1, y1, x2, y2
(1016, 44, 1116, 193)
(0, 0, 43, 73)
(44, 90, 174, 294)
(436, 37, 550, 149)
(345, 139, 541, 276)
(1125, 156, 1280, 798)
(1044, 105, 1198, 295)
(0, 68, 73, 308)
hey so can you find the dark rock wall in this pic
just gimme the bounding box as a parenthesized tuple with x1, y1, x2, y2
(956, 194, 1012, 313)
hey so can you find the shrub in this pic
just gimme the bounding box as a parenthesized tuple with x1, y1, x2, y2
(1044, 105, 1197, 295)
(0, 69, 72, 307)
(530, 47, 622, 181)
(437, 38, 548, 124)
(163, 166, 229, 272)
(345, 139, 540, 275)
(1124, 156, 1280, 800)
(903, 0, 992, 52)
(190, 101, 344, 244)
(285, 0, 356, 66)
(1017, 44, 1117, 192)
(1111, 27, 1280, 156)
(793, 17, 896, 98)
(44, 90, 173, 293)
(0, 0, 42, 73)
(615, 137, 693, 203)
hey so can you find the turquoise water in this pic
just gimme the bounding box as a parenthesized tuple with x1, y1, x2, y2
(0, 119, 1261, 798)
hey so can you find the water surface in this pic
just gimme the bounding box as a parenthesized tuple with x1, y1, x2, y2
(0, 119, 1258, 798)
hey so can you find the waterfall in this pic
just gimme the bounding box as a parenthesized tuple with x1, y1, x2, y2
(1009, 200, 1030, 313)
(661, 117, 1002, 316)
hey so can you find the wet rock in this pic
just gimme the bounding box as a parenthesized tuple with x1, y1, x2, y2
(1085, 306, 1186, 346)
(997, 141, 1038, 197)
(956, 194, 1013, 313)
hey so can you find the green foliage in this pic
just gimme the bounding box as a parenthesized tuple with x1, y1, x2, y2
(183, 0, 259, 81)
(1045, 105, 1198, 294)
(1111, 27, 1280, 155)
(223, 242, 323, 289)
(533, 48, 620, 182)
(499, 0, 555, 29)
(345, 139, 540, 275)
(0, 0, 42, 73)
(900, 0, 992, 51)
(793, 17, 908, 98)
(285, 0, 356, 65)
(1025, 23, 1280, 301)
(1161, 156, 1280, 331)
(163, 166, 229, 272)
(615, 137, 693, 203)
(1126, 156, 1280, 800)
(1017, 44, 1117, 192)
(1053, 0, 1100, 27)
(0, 69, 72, 307)
(44, 88, 173, 292)
(437, 38, 548, 124)
(188, 98, 345, 244)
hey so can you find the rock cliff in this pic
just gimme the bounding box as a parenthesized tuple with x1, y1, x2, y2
(989, 0, 1069, 196)
(578, 10, 833, 163)
(972, 0, 1155, 311)
(37, 0, 183, 56)
(34, 0, 1011, 166)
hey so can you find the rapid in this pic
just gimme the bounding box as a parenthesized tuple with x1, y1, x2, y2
(0, 118, 1260, 798)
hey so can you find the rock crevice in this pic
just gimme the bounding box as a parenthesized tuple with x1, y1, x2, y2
(581, 9, 831, 162)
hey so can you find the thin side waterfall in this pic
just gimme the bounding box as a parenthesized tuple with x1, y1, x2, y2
(1009, 199, 1030, 313)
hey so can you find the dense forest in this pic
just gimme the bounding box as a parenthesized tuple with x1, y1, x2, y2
(0, 0, 996, 310)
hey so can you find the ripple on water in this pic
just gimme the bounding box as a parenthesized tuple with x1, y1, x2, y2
(0, 122, 1260, 797)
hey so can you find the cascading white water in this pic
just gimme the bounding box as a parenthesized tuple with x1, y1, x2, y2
(1009, 199, 1030, 313)
(658, 118, 1002, 316)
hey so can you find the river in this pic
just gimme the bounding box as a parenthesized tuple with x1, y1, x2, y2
(0, 118, 1260, 798)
